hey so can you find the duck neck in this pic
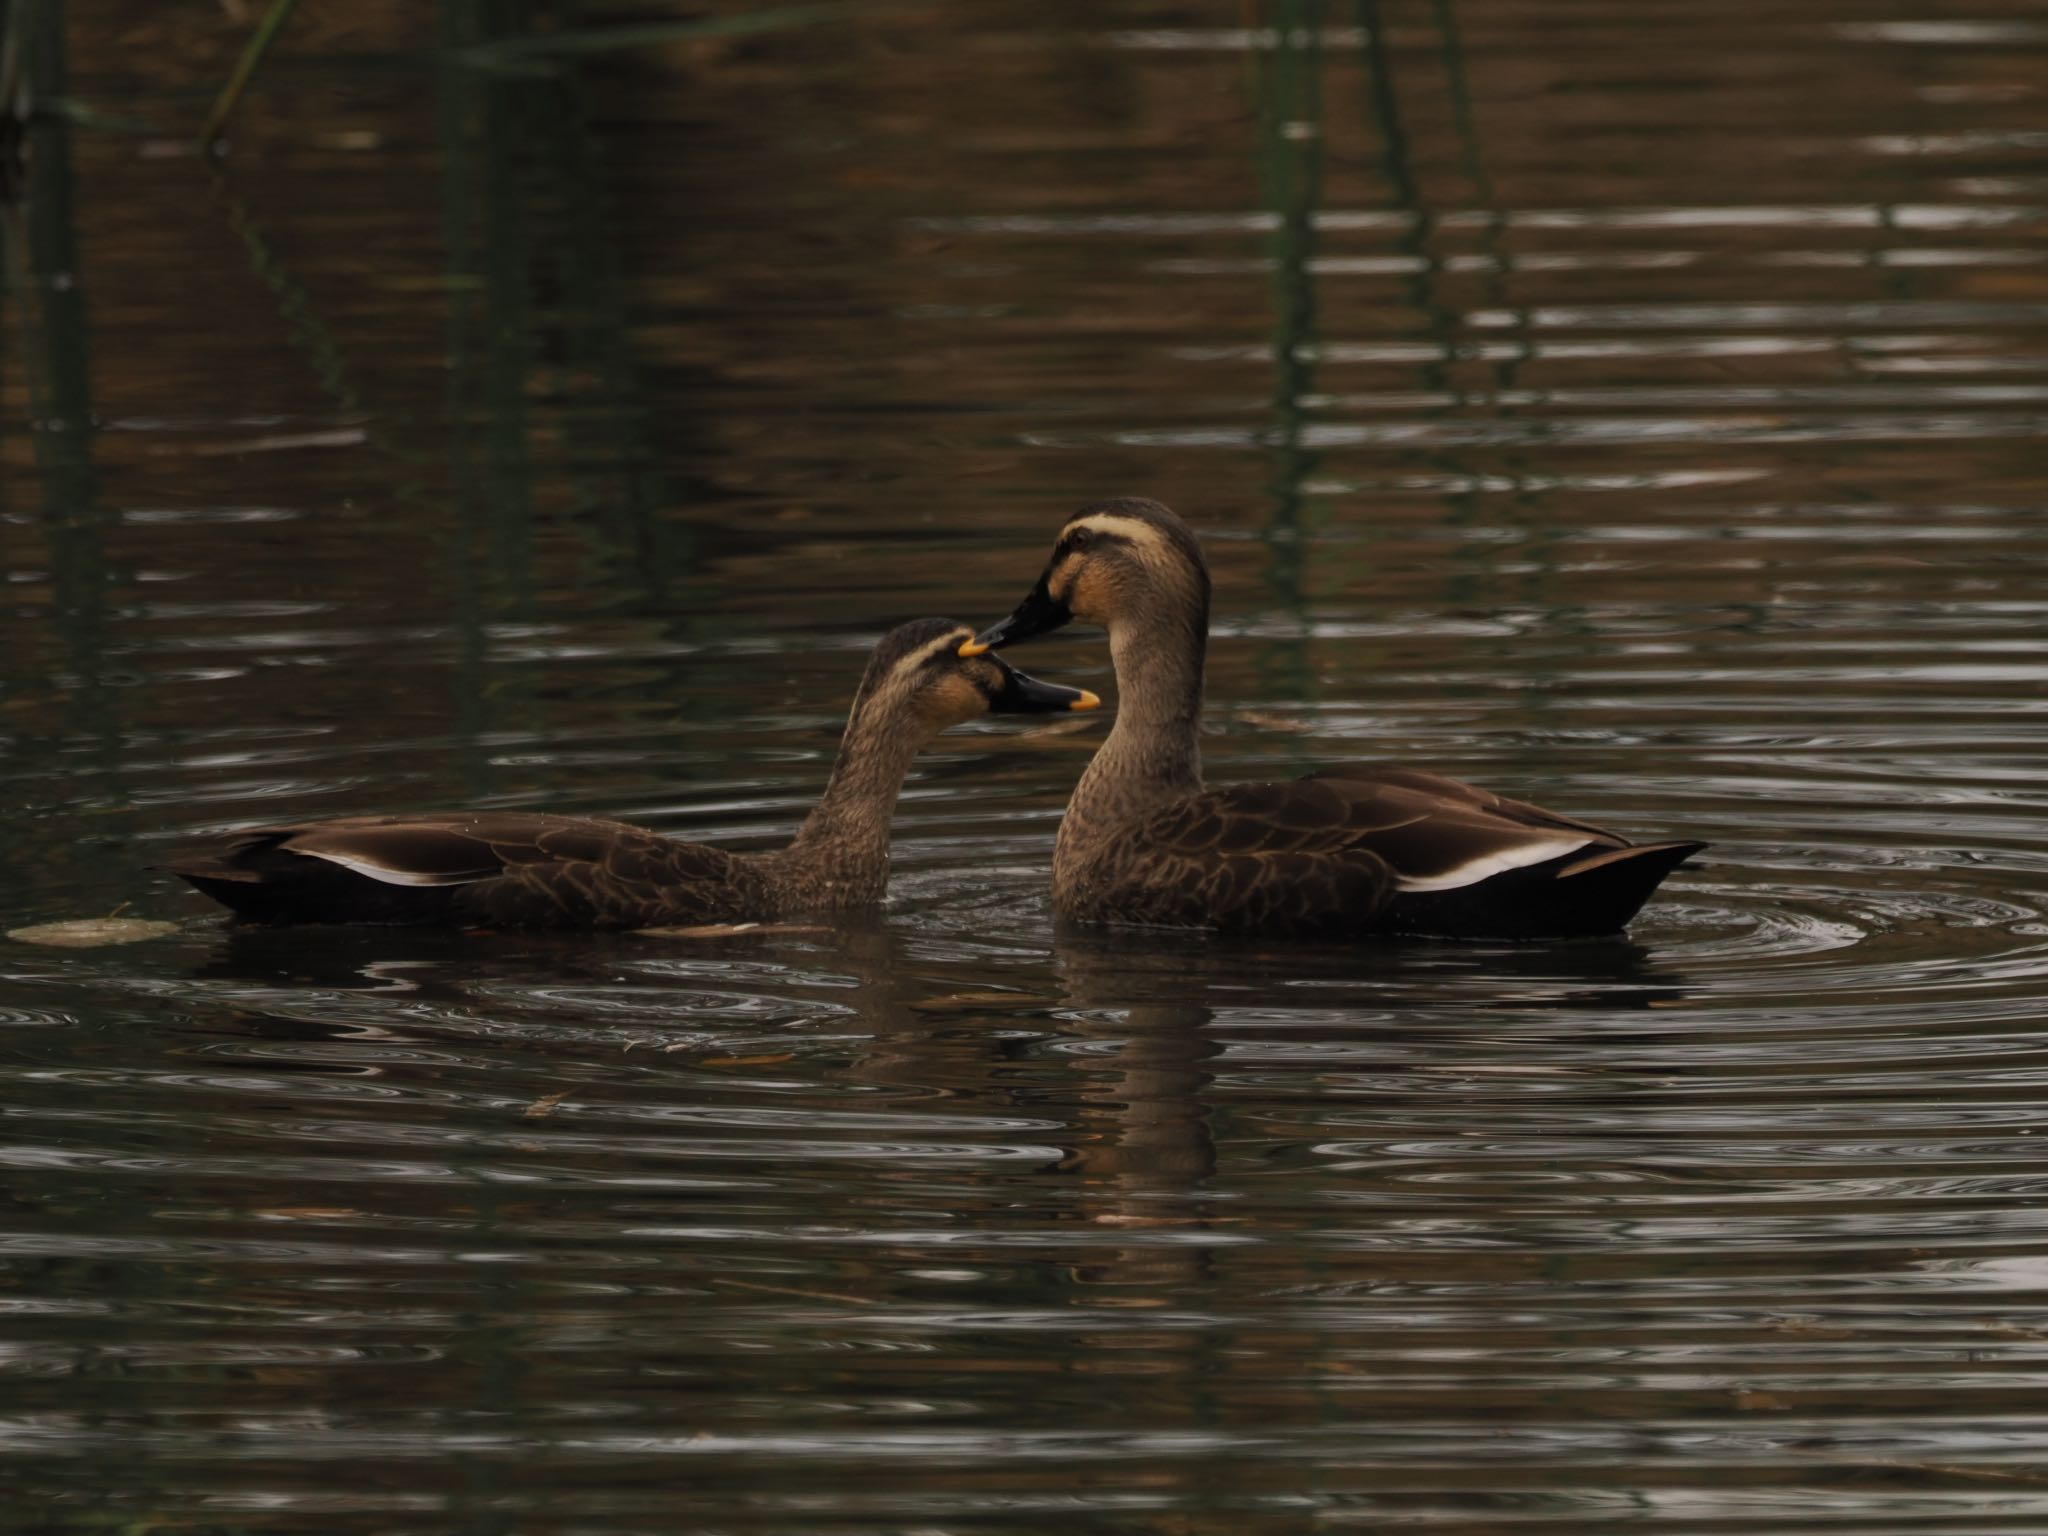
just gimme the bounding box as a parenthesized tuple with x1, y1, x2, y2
(778, 705, 923, 907)
(1057, 604, 1206, 867)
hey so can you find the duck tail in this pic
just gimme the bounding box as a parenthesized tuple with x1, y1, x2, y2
(1549, 840, 1708, 933)
(160, 844, 457, 927)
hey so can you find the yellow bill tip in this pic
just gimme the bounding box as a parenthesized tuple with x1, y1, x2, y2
(956, 638, 992, 657)
(1072, 689, 1102, 712)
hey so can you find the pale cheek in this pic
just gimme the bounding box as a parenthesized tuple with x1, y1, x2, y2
(1074, 566, 1130, 624)
(925, 685, 984, 728)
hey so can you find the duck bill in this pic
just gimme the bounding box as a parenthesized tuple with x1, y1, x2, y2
(988, 655, 1099, 714)
(958, 575, 1072, 656)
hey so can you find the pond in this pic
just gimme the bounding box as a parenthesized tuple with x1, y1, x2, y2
(5, 2, 2048, 1530)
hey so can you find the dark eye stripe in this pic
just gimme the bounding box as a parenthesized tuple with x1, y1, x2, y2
(1056, 528, 1131, 560)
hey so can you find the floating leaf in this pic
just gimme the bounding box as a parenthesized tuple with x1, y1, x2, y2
(523, 1090, 573, 1121)
(8, 918, 180, 948)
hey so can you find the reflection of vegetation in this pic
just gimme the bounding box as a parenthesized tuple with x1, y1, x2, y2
(1405, 2, 1559, 621)
(6, 3, 718, 818)
(0, 0, 130, 838)
(3, 2, 101, 663)
(0, 0, 40, 194)
(198, 0, 303, 149)
(439, 0, 693, 604)
(1352, 0, 1442, 383)
(189, 4, 696, 618)
(436, 0, 701, 792)
(453, 0, 868, 70)
(200, 0, 868, 143)
(1344, 2, 1558, 616)
(1428, 0, 1516, 390)
(1376, 2, 1562, 699)
(212, 173, 370, 424)
(1247, 2, 1326, 704)
(1350, 0, 1471, 598)
(1244, 5, 1540, 706)
(1, 0, 63, 148)
(1250, 1, 1324, 536)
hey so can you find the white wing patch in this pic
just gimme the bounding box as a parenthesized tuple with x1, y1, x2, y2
(297, 849, 492, 887)
(1394, 834, 1597, 893)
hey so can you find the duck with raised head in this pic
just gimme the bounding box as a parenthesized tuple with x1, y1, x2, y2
(961, 500, 1704, 940)
(168, 619, 1098, 929)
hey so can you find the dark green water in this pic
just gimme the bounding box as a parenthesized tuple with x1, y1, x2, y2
(5, 3, 2048, 1531)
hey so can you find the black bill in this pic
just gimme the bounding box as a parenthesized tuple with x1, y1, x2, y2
(988, 654, 1098, 713)
(959, 574, 1073, 656)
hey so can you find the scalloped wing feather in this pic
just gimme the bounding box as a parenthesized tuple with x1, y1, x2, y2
(1307, 764, 1618, 839)
(1073, 826, 1398, 936)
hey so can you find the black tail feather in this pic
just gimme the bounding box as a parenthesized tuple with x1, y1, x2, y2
(1381, 840, 1706, 941)
(165, 859, 465, 927)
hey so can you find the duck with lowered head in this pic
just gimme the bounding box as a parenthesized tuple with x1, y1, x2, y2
(169, 618, 1097, 929)
(961, 499, 1704, 941)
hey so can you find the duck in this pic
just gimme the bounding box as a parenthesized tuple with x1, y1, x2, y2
(168, 618, 1098, 929)
(960, 499, 1704, 940)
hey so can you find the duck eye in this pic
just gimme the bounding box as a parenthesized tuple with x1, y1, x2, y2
(1068, 528, 1094, 553)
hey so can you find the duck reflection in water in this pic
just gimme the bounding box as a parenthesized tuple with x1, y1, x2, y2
(822, 922, 1225, 1295)
(179, 915, 1691, 1306)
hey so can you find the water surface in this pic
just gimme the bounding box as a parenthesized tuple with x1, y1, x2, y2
(5, 2, 2048, 1531)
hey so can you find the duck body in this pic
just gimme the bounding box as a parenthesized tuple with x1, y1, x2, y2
(167, 619, 1097, 930)
(172, 812, 783, 930)
(966, 499, 1704, 942)
(1052, 763, 1703, 941)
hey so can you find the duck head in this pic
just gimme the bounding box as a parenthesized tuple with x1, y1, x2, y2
(960, 498, 1211, 656)
(856, 617, 1099, 738)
